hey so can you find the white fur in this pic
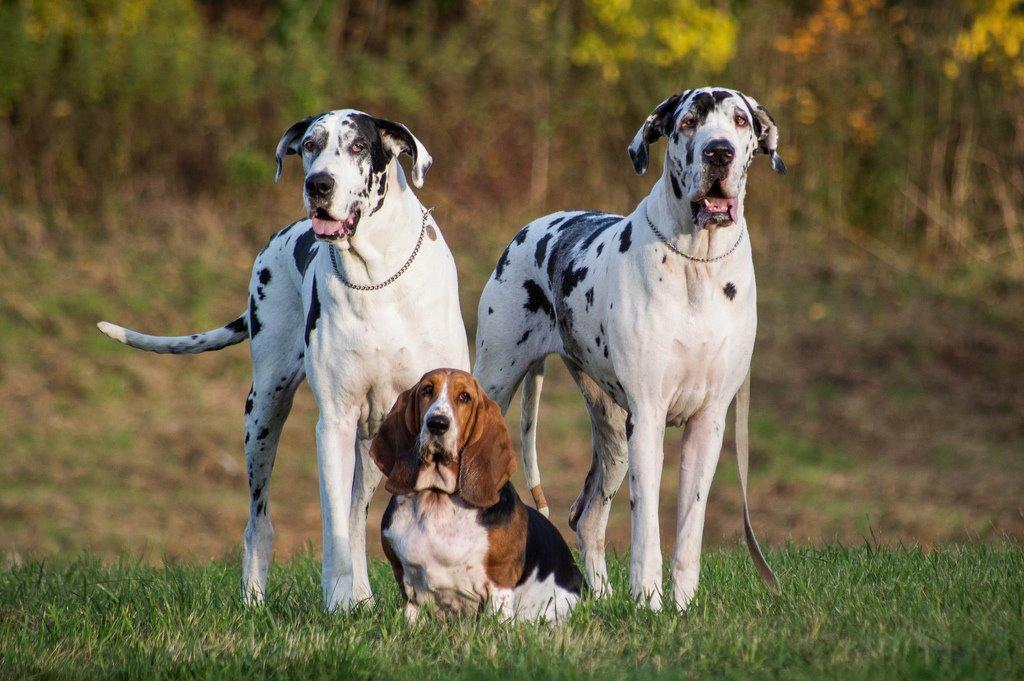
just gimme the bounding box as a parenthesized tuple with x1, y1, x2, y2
(98, 109, 469, 612)
(384, 493, 578, 623)
(474, 87, 780, 612)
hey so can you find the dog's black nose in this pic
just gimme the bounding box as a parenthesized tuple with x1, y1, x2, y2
(305, 172, 335, 199)
(703, 139, 735, 167)
(426, 414, 450, 435)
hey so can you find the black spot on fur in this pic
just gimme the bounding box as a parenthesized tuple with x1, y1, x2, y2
(712, 89, 732, 104)
(625, 414, 634, 439)
(258, 268, 272, 286)
(584, 287, 594, 309)
(670, 173, 683, 200)
(548, 216, 566, 229)
(618, 223, 632, 253)
(488, 307, 494, 315)
(662, 254, 668, 264)
(516, 330, 531, 346)
(348, 113, 391, 174)
(305, 276, 321, 346)
(248, 296, 262, 338)
(257, 427, 269, 440)
(494, 245, 512, 281)
(255, 500, 266, 515)
(561, 264, 589, 298)
(483, 484, 582, 594)
(245, 432, 250, 444)
(245, 393, 254, 415)
(603, 345, 609, 358)
(724, 282, 737, 300)
(596, 243, 604, 256)
(226, 315, 247, 333)
(514, 226, 529, 245)
(534, 233, 553, 268)
(690, 91, 716, 123)
(523, 280, 555, 320)
(293, 228, 319, 276)
(686, 139, 694, 166)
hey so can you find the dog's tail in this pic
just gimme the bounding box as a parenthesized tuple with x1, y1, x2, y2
(96, 314, 248, 354)
(735, 369, 780, 592)
(520, 360, 550, 517)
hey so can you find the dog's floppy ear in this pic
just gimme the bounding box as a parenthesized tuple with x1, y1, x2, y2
(458, 392, 516, 508)
(628, 92, 685, 175)
(370, 387, 421, 495)
(752, 104, 786, 175)
(372, 117, 433, 188)
(274, 114, 322, 183)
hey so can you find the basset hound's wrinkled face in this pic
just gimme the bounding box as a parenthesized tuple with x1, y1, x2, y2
(370, 369, 515, 508)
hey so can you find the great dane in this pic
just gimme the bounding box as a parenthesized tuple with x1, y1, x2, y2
(98, 110, 470, 611)
(474, 87, 785, 611)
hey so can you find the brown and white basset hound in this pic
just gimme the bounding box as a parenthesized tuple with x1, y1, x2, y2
(370, 368, 582, 623)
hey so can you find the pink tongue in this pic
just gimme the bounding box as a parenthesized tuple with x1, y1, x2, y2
(311, 217, 345, 237)
(704, 197, 730, 212)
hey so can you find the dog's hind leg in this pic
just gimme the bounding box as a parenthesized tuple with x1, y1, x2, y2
(564, 362, 629, 597)
(241, 342, 305, 605)
(241, 249, 307, 606)
(519, 359, 549, 516)
(348, 437, 383, 606)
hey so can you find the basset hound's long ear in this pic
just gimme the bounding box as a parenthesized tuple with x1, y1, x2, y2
(752, 103, 786, 175)
(370, 387, 421, 495)
(458, 390, 515, 508)
(372, 117, 433, 188)
(627, 92, 686, 175)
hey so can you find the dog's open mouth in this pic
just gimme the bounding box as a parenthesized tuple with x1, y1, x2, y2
(690, 179, 737, 228)
(310, 207, 360, 240)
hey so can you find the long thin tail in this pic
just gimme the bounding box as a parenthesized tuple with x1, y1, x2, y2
(96, 314, 248, 354)
(736, 369, 780, 592)
(520, 360, 549, 517)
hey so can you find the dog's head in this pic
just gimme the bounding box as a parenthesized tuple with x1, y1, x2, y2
(274, 110, 432, 245)
(628, 87, 785, 228)
(370, 369, 515, 508)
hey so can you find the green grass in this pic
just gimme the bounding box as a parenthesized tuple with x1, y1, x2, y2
(2, 546, 1021, 679)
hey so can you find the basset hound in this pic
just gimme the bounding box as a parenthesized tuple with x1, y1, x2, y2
(371, 368, 582, 623)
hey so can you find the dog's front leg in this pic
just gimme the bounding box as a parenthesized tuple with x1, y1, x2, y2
(626, 406, 666, 610)
(670, 406, 727, 612)
(316, 409, 362, 612)
(348, 437, 383, 606)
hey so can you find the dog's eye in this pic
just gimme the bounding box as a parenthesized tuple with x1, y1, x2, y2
(734, 115, 748, 128)
(457, 391, 471, 404)
(422, 384, 434, 397)
(350, 141, 366, 154)
(302, 138, 317, 153)
(679, 116, 696, 131)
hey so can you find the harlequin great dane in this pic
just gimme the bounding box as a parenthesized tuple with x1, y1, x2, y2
(98, 110, 470, 612)
(474, 87, 785, 612)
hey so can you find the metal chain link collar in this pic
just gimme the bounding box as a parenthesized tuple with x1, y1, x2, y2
(644, 204, 745, 264)
(328, 207, 431, 291)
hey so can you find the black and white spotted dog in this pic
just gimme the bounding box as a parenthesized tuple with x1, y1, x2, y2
(474, 87, 786, 612)
(98, 110, 470, 612)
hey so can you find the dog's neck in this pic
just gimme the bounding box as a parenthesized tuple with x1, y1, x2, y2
(329, 163, 425, 285)
(643, 162, 747, 263)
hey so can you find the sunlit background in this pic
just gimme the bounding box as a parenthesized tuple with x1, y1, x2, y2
(1, 0, 1022, 563)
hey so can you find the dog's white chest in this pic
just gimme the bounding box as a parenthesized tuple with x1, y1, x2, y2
(383, 495, 492, 613)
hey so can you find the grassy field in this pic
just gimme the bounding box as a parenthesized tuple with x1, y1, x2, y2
(1, 546, 1021, 678)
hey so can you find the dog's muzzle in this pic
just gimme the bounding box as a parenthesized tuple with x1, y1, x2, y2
(305, 172, 361, 241)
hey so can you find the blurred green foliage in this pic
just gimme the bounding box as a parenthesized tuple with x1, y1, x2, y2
(1, 0, 1022, 275)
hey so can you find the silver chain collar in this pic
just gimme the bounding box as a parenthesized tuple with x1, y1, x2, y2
(644, 204, 745, 264)
(328, 207, 431, 291)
